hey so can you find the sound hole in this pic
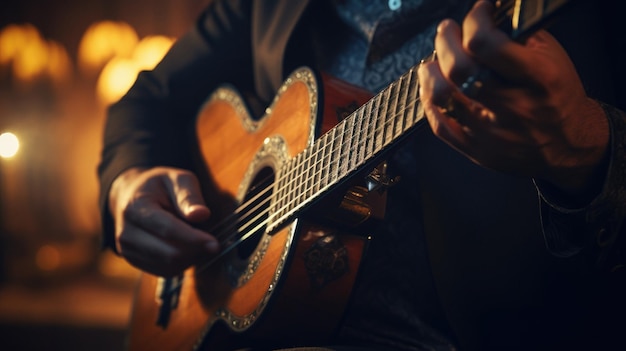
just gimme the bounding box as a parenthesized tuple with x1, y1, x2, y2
(237, 167, 274, 260)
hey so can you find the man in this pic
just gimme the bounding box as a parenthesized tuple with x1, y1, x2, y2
(99, 0, 625, 349)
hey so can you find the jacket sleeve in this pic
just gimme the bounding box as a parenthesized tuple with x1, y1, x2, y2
(535, 103, 626, 273)
(97, 0, 254, 251)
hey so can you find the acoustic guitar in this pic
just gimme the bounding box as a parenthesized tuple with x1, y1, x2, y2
(126, 0, 575, 349)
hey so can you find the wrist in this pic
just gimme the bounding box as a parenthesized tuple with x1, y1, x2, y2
(540, 98, 610, 206)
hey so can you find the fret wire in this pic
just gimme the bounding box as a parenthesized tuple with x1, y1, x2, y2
(384, 82, 396, 146)
(286, 157, 298, 211)
(329, 126, 338, 183)
(291, 153, 298, 206)
(345, 111, 357, 171)
(320, 132, 330, 189)
(305, 147, 314, 198)
(405, 68, 419, 129)
(276, 157, 298, 221)
(367, 94, 381, 157)
(375, 87, 390, 153)
(361, 99, 373, 162)
(354, 105, 366, 168)
(335, 121, 346, 179)
(339, 118, 351, 178)
(387, 78, 402, 144)
(304, 144, 312, 199)
(292, 154, 305, 218)
(306, 149, 315, 197)
(301, 148, 313, 197)
(295, 156, 304, 213)
(312, 138, 322, 195)
(395, 71, 410, 138)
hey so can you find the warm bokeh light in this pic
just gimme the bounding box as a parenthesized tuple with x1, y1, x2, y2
(46, 40, 73, 83)
(132, 35, 174, 70)
(77, 20, 139, 75)
(95, 34, 174, 104)
(0, 23, 40, 65)
(12, 33, 48, 81)
(0, 23, 72, 83)
(0, 132, 20, 158)
(96, 57, 139, 105)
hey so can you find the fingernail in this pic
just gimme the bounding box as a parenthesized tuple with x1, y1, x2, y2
(186, 204, 202, 214)
(186, 204, 210, 220)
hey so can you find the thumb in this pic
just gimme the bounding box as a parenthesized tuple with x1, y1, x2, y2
(167, 171, 211, 223)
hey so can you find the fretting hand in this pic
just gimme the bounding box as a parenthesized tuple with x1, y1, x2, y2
(417, 0, 609, 200)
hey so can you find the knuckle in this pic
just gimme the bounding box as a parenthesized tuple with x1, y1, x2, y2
(123, 199, 152, 223)
(463, 26, 491, 56)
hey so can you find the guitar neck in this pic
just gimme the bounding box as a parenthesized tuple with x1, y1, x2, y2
(267, 0, 574, 233)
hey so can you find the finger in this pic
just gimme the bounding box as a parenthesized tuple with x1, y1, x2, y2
(119, 223, 201, 277)
(124, 197, 219, 253)
(435, 18, 479, 86)
(418, 62, 473, 148)
(165, 170, 211, 223)
(462, 0, 534, 83)
(418, 59, 457, 110)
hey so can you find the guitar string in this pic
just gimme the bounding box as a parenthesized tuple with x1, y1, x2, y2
(165, 0, 519, 292)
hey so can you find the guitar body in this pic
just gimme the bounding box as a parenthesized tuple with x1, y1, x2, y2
(127, 67, 374, 350)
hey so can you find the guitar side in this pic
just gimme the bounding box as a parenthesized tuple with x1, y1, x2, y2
(126, 68, 372, 350)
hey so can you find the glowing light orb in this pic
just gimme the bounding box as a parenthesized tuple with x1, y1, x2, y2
(0, 132, 20, 158)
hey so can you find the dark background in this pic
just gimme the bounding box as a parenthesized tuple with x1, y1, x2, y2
(0, 1, 210, 349)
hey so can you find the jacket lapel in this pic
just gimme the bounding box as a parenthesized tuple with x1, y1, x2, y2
(252, 0, 311, 102)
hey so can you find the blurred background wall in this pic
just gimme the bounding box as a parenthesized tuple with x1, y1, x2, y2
(0, 1, 210, 349)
